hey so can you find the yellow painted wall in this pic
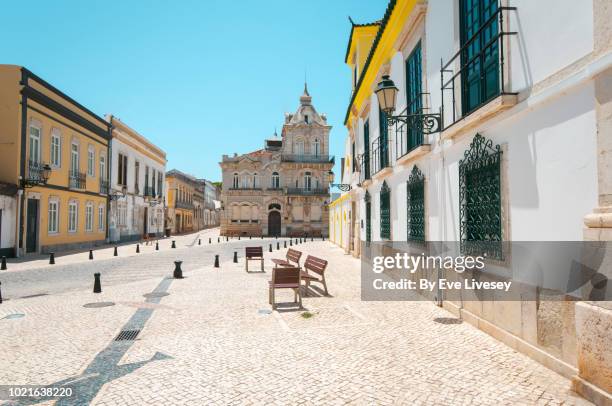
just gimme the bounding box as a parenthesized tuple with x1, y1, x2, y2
(0, 66, 23, 184)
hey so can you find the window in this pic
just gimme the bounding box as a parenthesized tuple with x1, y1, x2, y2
(304, 114, 309, 124)
(271, 172, 280, 189)
(351, 142, 356, 172)
(295, 140, 304, 155)
(304, 172, 312, 191)
(378, 108, 389, 169)
(135, 161, 140, 192)
(380, 181, 391, 240)
(460, 0, 500, 114)
(48, 199, 59, 233)
(363, 120, 370, 179)
(459, 134, 503, 259)
(29, 125, 41, 163)
(98, 205, 105, 231)
(152, 169, 156, 196)
(117, 153, 128, 186)
(87, 146, 95, 177)
(365, 191, 371, 243)
(241, 174, 249, 189)
(99, 155, 106, 180)
(85, 202, 94, 232)
(313, 138, 320, 156)
(232, 173, 239, 189)
(253, 173, 258, 189)
(404, 42, 423, 154)
(50, 130, 61, 167)
(118, 202, 127, 227)
(407, 166, 425, 241)
(68, 200, 78, 232)
(157, 173, 163, 198)
(70, 143, 79, 175)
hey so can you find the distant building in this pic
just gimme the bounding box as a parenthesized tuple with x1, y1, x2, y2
(107, 115, 166, 242)
(219, 86, 334, 237)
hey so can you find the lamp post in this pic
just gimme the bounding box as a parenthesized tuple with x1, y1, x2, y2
(375, 75, 441, 134)
(327, 171, 352, 192)
(21, 163, 51, 188)
(109, 185, 127, 201)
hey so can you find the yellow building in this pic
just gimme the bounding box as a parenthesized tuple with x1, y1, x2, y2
(0, 65, 111, 255)
(164, 169, 196, 234)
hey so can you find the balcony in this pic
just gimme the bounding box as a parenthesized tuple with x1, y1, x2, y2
(175, 200, 195, 210)
(393, 111, 431, 166)
(69, 170, 86, 190)
(281, 154, 334, 164)
(440, 5, 517, 132)
(27, 160, 49, 184)
(144, 186, 155, 197)
(99, 179, 109, 195)
(358, 152, 370, 184)
(285, 187, 328, 196)
(370, 137, 391, 179)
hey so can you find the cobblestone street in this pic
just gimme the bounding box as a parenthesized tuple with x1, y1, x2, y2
(0, 229, 592, 405)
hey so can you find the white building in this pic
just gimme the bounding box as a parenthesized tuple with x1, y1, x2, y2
(107, 116, 166, 242)
(338, 1, 611, 403)
(0, 183, 18, 257)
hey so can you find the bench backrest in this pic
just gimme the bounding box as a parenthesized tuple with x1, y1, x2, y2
(272, 266, 301, 284)
(304, 255, 328, 275)
(286, 249, 302, 266)
(245, 246, 263, 258)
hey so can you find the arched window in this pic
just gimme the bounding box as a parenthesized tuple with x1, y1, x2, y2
(241, 174, 249, 189)
(269, 203, 281, 211)
(271, 172, 280, 189)
(304, 171, 312, 191)
(253, 173, 258, 188)
(380, 181, 391, 240)
(295, 140, 304, 155)
(407, 166, 425, 242)
(232, 173, 238, 189)
(313, 138, 320, 156)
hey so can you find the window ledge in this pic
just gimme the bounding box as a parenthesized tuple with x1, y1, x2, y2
(372, 167, 392, 181)
(396, 144, 431, 167)
(441, 94, 518, 141)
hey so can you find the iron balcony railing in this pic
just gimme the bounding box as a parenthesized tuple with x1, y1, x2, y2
(99, 179, 109, 195)
(359, 152, 371, 183)
(285, 187, 328, 196)
(144, 186, 155, 197)
(228, 187, 262, 191)
(281, 154, 334, 164)
(69, 170, 86, 189)
(370, 136, 390, 176)
(393, 106, 426, 160)
(440, 5, 517, 129)
(176, 200, 195, 210)
(27, 159, 48, 183)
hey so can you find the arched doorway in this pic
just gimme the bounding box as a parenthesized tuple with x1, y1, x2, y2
(268, 211, 281, 236)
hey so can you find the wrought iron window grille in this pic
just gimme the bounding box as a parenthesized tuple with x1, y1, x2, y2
(459, 133, 503, 260)
(407, 165, 426, 242)
(380, 181, 391, 240)
(364, 190, 371, 243)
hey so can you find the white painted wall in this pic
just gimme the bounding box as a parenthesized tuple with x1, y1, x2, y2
(0, 195, 16, 252)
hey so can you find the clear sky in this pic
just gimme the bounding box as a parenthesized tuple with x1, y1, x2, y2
(2, 0, 386, 181)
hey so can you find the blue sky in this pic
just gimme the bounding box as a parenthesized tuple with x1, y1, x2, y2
(2, 0, 386, 181)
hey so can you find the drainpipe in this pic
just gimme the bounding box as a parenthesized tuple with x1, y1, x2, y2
(17, 68, 28, 257)
(106, 117, 113, 243)
(14, 189, 23, 258)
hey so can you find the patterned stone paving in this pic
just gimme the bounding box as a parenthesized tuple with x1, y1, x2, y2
(0, 239, 592, 405)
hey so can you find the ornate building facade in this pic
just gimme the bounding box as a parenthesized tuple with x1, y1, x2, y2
(219, 87, 333, 237)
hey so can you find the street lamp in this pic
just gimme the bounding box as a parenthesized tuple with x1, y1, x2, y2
(327, 170, 351, 192)
(110, 185, 127, 201)
(374, 75, 442, 134)
(21, 163, 52, 188)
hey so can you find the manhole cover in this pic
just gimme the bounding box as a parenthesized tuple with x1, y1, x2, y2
(258, 309, 272, 315)
(3, 313, 25, 320)
(83, 302, 116, 308)
(433, 317, 462, 325)
(143, 292, 169, 298)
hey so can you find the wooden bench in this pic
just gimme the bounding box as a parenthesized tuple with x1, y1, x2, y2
(271, 248, 302, 268)
(301, 255, 329, 296)
(268, 266, 302, 310)
(245, 246, 264, 272)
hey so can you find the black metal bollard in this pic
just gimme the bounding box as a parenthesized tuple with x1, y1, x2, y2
(136, 244, 140, 253)
(269, 244, 272, 252)
(218, 237, 220, 243)
(226, 236, 229, 242)
(249, 236, 252, 240)
(233, 251, 237, 263)
(0, 281, 3, 303)
(277, 242, 280, 250)
(295, 239, 298, 245)
(284, 241, 287, 248)
(238, 236, 241, 240)
(93, 273, 102, 293)
(1, 256, 6, 270)
(198, 239, 201, 245)
(214, 255, 219, 268)
(311, 237, 314, 242)
(171, 240, 176, 249)
(49, 252, 55, 265)
(113, 246, 118, 257)
(289, 240, 292, 247)
(156, 241, 159, 251)
(209, 238, 212, 244)
(173, 261, 184, 279)
(89, 250, 94, 260)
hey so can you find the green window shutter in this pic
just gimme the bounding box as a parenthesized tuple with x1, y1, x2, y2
(380, 181, 391, 240)
(378, 108, 389, 169)
(365, 191, 371, 243)
(407, 166, 425, 242)
(460, 0, 500, 115)
(459, 134, 503, 259)
(405, 42, 423, 153)
(364, 121, 370, 180)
